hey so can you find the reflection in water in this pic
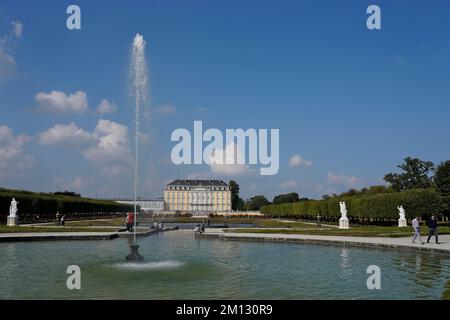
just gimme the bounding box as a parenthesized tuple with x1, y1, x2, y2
(0, 233, 448, 299)
(340, 248, 349, 267)
(339, 247, 352, 280)
(3, 244, 19, 281)
(416, 255, 422, 270)
(414, 254, 443, 289)
(390, 251, 448, 299)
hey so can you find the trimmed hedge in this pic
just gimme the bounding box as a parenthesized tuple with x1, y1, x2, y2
(0, 188, 134, 222)
(260, 189, 444, 219)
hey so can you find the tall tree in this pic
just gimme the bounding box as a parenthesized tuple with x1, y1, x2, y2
(339, 189, 359, 197)
(229, 180, 244, 211)
(272, 192, 300, 205)
(384, 157, 435, 191)
(367, 185, 388, 194)
(435, 161, 450, 197)
(244, 195, 270, 211)
(54, 191, 81, 197)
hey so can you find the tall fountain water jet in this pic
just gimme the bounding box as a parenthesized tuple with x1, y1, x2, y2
(126, 33, 149, 262)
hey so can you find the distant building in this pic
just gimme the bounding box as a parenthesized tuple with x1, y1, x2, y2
(116, 199, 165, 212)
(164, 179, 231, 213)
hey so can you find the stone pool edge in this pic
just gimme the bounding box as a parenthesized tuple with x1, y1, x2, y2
(199, 232, 450, 255)
(0, 227, 179, 243)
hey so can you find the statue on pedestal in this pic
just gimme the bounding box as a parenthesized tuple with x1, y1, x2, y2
(397, 205, 407, 227)
(9, 198, 18, 217)
(7, 198, 19, 226)
(339, 201, 349, 229)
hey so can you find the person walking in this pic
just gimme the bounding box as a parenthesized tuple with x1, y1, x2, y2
(427, 215, 439, 244)
(412, 215, 424, 244)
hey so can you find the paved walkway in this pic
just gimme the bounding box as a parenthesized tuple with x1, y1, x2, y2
(0, 231, 119, 242)
(0, 226, 179, 242)
(201, 229, 450, 255)
(277, 219, 339, 228)
(20, 218, 121, 227)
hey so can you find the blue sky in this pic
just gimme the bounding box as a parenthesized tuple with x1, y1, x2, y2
(1, 0, 450, 200)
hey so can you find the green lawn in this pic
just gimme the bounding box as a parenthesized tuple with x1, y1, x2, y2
(65, 216, 450, 233)
(0, 226, 121, 233)
(65, 217, 126, 227)
(8, 216, 449, 238)
(254, 219, 319, 228)
(224, 225, 450, 238)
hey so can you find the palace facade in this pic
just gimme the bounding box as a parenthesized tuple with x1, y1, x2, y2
(164, 179, 231, 213)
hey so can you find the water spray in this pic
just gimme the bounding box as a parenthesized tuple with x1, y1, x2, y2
(126, 33, 149, 262)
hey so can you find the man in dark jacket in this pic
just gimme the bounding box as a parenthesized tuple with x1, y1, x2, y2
(427, 215, 439, 244)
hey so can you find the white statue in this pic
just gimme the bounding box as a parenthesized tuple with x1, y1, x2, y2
(7, 198, 19, 226)
(9, 198, 18, 217)
(397, 205, 407, 227)
(339, 201, 347, 219)
(339, 201, 349, 229)
(397, 206, 406, 220)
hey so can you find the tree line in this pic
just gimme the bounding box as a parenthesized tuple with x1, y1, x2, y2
(229, 180, 307, 211)
(0, 187, 134, 223)
(230, 157, 450, 215)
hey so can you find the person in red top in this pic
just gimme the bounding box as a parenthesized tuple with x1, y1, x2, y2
(129, 212, 134, 225)
(125, 212, 134, 232)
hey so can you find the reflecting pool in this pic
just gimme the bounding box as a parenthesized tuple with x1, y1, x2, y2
(0, 231, 448, 299)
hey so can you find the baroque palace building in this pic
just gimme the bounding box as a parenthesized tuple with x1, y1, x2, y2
(164, 179, 231, 213)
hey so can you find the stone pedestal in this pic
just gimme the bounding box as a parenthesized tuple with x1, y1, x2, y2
(125, 244, 143, 262)
(339, 217, 349, 229)
(7, 215, 19, 226)
(398, 218, 407, 227)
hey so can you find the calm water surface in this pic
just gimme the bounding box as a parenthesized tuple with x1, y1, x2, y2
(0, 231, 448, 299)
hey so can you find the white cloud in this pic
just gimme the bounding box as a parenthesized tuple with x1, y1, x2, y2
(96, 99, 117, 115)
(327, 172, 359, 187)
(35, 90, 88, 114)
(207, 142, 252, 176)
(280, 180, 298, 189)
(38, 122, 92, 146)
(0, 125, 33, 178)
(186, 172, 213, 180)
(0, 19, 23, 84)
(12, 21, 23, 38)
(39, 120, 131, 177)
(155, 104, 176, 115)
(289, 154, 313, 168)
(54, 176, 94, 192)
(83, 119, 131, 165)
